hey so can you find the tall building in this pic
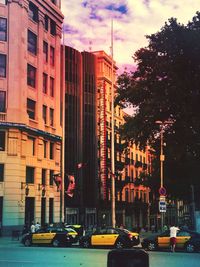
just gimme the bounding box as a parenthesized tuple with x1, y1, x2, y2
(64, 46, 97, 226)
(94, 51, 151, 229)
(0, 0, 64, 235)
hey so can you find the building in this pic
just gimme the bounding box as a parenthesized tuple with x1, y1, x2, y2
(64, 46, 97, 227)
(64, 47, 151, 229)
(94, 50, 151, 229)
(0, 0, 64, 235)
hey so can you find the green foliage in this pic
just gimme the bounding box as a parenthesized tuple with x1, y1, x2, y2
(116, 13, 200, 198)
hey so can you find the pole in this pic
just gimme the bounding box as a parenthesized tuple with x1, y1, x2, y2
(160, 126, 164, 231)
(111, 18, 116, 228)
(60, 26, 66, 223)
(191, 184, 196, 230)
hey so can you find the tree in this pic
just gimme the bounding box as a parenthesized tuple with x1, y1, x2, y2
(116, 13, 200, 198)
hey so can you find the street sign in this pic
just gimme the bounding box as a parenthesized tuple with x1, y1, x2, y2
(159, 187, 166, 196)
(159, 201, 167, 212)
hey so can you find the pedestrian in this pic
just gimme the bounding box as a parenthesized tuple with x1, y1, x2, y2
(35, 221, 41, 232)
(151, 224, 155, 233)
(22, 224, 29, 235)
(170, 225, 180, 252)
(30, 221, 36, 233)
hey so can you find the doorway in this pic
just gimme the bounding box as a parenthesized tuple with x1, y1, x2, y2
(25, 197, 35, 227)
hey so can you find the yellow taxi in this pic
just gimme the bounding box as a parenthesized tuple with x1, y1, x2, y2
(141, 230, 200, 252)
(21, 226, 72, 247)
(79, 227, 140, 249)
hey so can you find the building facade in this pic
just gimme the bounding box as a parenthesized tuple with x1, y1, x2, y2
(94, 51, 151, 229)
(64, 46, 98, 227)
(0, 0, 63, 235)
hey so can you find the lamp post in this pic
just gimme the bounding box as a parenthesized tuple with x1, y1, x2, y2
(155, 120, 172, 230)
(111, 17, 116, 228)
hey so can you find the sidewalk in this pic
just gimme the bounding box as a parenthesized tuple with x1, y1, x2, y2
(0, 236, 23, 247)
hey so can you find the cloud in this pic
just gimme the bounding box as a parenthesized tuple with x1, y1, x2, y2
(61, 0, 200, 73)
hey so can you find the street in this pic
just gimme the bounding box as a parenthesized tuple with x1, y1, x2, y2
(0, 245, 199, 267)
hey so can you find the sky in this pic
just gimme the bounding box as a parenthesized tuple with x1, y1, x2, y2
(61, 0, 200, 74)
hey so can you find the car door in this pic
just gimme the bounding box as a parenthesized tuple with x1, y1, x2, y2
(91, 229, 107, 246)
(32, 229, 54, 244)
(157, 231, 170, 248)
(176, 231, 191, 248)
(105, 228, 119, 246)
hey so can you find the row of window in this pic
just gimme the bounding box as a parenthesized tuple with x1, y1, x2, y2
(0, 164, 56, 186)
(0, 131, 55, 160)
(27, 62, 55, 95)
(27, 136, 55, 159)
(29, 2, 56, 36)
(27, 98, 54, 126)
(26, 166, 55, 185)
(28, 30, 55, 65)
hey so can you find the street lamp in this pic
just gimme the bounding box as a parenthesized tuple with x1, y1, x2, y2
(155, 120, 172, 230)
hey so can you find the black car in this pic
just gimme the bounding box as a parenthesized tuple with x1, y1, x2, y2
(141, 230, 200, 252)
(79, 227, 140, 249)
(21, 227, 72, 247)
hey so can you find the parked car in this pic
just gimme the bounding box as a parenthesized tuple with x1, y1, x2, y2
(64, 227, 79, 243)
(64, 224, 84, 238)
(141, 229, 200, 252)
(21, 226, 72, 247)
(79, 227, 140, 249)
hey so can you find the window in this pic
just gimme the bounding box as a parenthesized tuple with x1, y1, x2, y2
(49, 170, 54, 185)
(0, 18, 7, 41)
(27, 64, 36, 88)
(27, 98, 36, 120)
(43, 41, 48, 63)
(50, 142, 54, 159)
(125, 188, 129, 202)
(50, 77, 54, 97)
(43, 73, 48, 94)
(42, 169, 46, 186)
(49, 108, 54, 126)
(29, 2, 38, 22)
(26, 166, 34, 183)
(0, 91, 6, 112)
(0, 164, 4, 182)
(50, 46, 54, 66)
(0, 0, 7, 4)
(42, 105, 47, 124)
(28, 30, 37, 55)
(0, 131, 5, 151)
(43, 140, 47, 158)
(28, 136, 35, 155)
(50, 19, 56, 36)
(0, 54, 6, 77)
(44, 15, 48, 31)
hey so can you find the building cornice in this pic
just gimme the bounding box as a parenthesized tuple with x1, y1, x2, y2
(0, 122, 62, 142)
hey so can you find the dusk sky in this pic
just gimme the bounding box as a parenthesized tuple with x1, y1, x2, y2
(61, 0, 200, 74)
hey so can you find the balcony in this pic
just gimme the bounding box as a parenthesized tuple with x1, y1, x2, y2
(0, 112, 6, 121)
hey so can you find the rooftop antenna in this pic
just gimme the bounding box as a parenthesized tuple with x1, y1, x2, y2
(89, 41, 93, 52)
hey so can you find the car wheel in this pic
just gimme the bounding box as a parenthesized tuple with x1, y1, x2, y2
(147, 241, 157, 251)
(24, 238, 31, 247)
(52, 239, 60, 247)
(115, 240, 124, 249)
(185, 243, 195, 253)
(82, 240, 90, 248)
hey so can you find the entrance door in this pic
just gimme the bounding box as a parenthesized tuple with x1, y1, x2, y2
(25, 197, 35, 227)
(41, 198, 46, 227)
